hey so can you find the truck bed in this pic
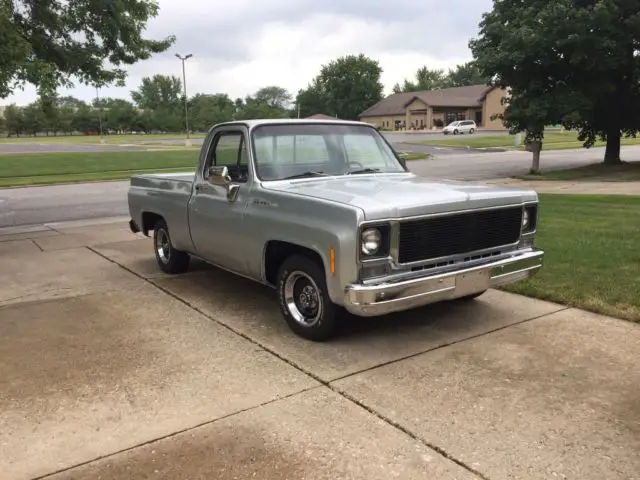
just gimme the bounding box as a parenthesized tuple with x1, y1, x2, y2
(130, 171, 195, 189)
(128, 171, 196, 250)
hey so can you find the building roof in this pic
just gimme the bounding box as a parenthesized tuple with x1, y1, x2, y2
(305, 113, 338, 120)
(359, 84, 495, 117)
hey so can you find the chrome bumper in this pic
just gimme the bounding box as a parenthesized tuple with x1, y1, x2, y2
(343, 249, 544, 317)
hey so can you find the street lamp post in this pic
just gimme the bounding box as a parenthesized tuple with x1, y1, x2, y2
(175, 53, 193, 146)
(95, 86, 105, 144)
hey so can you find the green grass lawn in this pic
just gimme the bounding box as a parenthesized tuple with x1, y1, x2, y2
(517, 161, 640, 181)
(0, 148, 420, 187)
(417, 131, 640, 150)
(397, 152, 430, 161)
(0, 133, 206, 145)
(501, 194, 640, 322)
(0, 150, 199, 187)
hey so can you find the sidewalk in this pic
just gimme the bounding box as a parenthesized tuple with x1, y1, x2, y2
(1, 217, 639, 480)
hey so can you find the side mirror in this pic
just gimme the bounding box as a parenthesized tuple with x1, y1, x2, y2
(206, 165, 231, 186)
(205, 165, 240, 202)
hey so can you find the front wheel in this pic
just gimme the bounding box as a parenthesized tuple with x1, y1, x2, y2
(153, 218, 190, 274)
(453, 129, 459, 135)
(276, 254, 339, 341)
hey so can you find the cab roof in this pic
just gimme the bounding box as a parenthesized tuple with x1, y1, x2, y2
(212, 118, 372, 129)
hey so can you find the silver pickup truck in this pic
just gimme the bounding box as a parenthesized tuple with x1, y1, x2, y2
(128, 119, 544, 341)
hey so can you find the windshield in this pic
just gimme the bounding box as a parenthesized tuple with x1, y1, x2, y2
(251, 123, 406, 181)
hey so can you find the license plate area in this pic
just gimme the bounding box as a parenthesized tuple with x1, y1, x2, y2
(455, 269, 491, 296)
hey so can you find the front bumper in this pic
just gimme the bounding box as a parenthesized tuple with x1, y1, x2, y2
(343, 249, 544, 317)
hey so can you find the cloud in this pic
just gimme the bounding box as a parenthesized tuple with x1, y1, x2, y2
(1, 0, 492, 106)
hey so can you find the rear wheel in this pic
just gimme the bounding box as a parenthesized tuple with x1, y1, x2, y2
(153, 218, 190, 274)
(469, 128, 475, 134)
(276, 254, 339, 341)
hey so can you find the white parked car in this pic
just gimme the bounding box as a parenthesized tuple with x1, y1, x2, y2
(443, 120, 476, 135)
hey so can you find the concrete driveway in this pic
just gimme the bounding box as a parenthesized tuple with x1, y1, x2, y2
(1, 218, 638, 480)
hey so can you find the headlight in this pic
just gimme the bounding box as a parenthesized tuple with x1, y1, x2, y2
(522, 209, 530, 229)
(361, 228, 381, 255)
(521, 205, 538, 233)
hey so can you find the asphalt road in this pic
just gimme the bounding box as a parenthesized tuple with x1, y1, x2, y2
(3, 144, 637, 228)
(0, 130, 507, 156)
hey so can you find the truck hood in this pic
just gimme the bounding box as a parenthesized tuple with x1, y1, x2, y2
(264, 173, 537, 220)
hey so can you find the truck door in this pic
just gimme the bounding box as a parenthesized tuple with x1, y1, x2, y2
(188, 126, 252, 274)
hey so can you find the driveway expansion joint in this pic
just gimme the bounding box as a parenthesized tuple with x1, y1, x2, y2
(33, 385, 324, 480)
(87, 245, 564, 480)
(30, 238, 44, 251)
(327, 305, 570, 385)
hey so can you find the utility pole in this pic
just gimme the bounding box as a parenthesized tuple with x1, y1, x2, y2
(175, 53, 193, 146)
(297, 102, 300, 118)
(95, 86, 104, 144)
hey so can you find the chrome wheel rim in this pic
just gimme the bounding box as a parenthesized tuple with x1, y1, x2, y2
(283, 271, 322, 327)
(155, 228, 171, 264)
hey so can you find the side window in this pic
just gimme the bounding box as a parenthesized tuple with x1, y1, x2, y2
(214, 132, 243, 166)
(206, 131, 249, 182)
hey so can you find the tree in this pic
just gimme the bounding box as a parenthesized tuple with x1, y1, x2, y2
(23, 102, 46, 136)
(0, 0, 174, 100)
(295, 81, 328, 117)
(4, 104, 25, 137)
(446, 62, 491, 88)
(189, 93, 235, 130)
(392, 62, 492, 94)
(235, 94, 291, 120)
(470, 0, 640, 167)
(253, 86, 292, 111)
(314, 54, 384, 120)
(131, 75, 182, 111)
(102, 99, 138, 133)
(392, 67, 449, 93)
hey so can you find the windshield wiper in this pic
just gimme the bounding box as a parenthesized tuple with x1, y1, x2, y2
(346, 168, 381, 175)
(283, 171, 328, 180)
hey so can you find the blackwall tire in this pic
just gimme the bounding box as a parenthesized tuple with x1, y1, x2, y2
(153, 218, 190, 274)
(276, 254, 338, 342)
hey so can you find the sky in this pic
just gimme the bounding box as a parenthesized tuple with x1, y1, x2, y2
(1, 0, 493, 106)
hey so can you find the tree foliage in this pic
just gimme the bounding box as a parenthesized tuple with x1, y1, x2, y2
(296, 54, 384, 120)
(252, 86, 292, 111)
(295, 81, 327, 118)
(392, 62, 491, 93)
(0, 0, 175, 99)
(470, 0, 640, 165)
(131, 75, 182, 112)
(188, 93, 235, 131)
(0, 80, 297, 136)
(393, 67, 449, 93)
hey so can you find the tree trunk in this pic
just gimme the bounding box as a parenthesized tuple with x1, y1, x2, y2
(604, 129, 622, 165)
(531, 150, 541, 174)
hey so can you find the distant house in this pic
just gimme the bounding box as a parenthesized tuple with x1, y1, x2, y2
(358, 84, 508, 131)
(305, 113, 339, 120)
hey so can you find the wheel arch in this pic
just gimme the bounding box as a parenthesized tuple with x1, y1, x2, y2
(263, 240, 328, 287)
(141, 211, 165, 236)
